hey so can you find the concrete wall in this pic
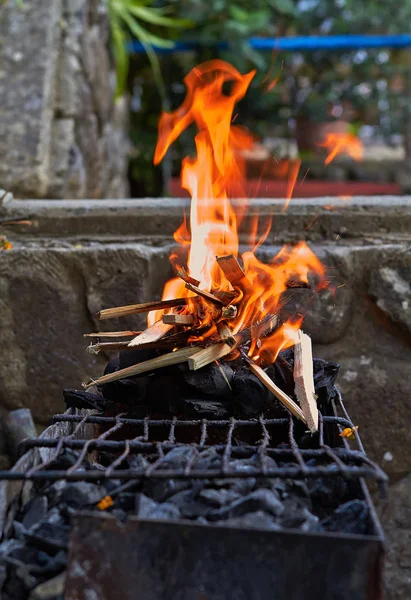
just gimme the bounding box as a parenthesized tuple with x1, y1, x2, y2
(0, 0, 128, 199)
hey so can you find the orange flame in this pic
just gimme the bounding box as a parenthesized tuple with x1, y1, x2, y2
(151, 60, 327, 363)
(319, 132, 364, 165)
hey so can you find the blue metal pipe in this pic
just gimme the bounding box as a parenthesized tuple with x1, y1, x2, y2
(128, 34, 411, 54)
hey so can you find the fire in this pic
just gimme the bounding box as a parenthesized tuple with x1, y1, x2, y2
(151, 60, 327, 364)
(319, 132, 364, 165)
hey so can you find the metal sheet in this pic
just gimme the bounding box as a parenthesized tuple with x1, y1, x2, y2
(65, 513, 384, 600)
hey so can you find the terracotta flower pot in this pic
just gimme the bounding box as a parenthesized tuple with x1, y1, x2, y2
(296, 119, 349, 154)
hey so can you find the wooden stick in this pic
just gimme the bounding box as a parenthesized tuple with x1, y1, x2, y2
(247, 359, 307, 425)
(87, 341, 132, 354)
(185, 282, 226, 306)
(128, 321, 174, 347)
(176, 267, 200, 287)
(188, 343, 234, 371)
(293, 330, 319, 432)
(216, 322, 236, 347)
(97, 298, 188, 320)
(216, 254, 247, 285)
(162, 314, 194, 326)
(83, 347, 199, 389)
(84, 331, 140, 339)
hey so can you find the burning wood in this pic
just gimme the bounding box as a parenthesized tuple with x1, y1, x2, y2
(162, 314, 195, 326)
(97, 298, 188, 320)
(128, 321, 174, 347)
(84, 331, 140, 338)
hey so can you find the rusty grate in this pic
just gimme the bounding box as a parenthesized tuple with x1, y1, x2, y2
(0, 391, 387, 484)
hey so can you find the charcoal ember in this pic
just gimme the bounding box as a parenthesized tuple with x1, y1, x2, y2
(59, 482, 107, 508)
(179, 362, 234, 399)
(180, 398, 231, 419)
(217, 510, 280, 531)
(231, 370, 266, 417)
(198, 488, 241, 508)
(135, 493, 158, 518)
(22, 497, 48, 530)
(320, 499, 370, 535)
(208, 489, 284, 521)
(62, 388, 112, 412)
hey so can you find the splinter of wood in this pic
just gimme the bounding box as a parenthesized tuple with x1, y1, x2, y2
(188, 343, 234, 370)
(185, 282, 225, 306)
(128, 321, 174, 347)
(84, 331, 140, 338)
(245, 356, 307, 425)
(162, 314, 194, 326)
(216, 321, 236, 347)
(176, 267, 200, 287)
(216, 254, 247, 285)
(87, 341, 132, 354)
(83, 346, 200, 389)
(293, 329, 319, 432)
(97, 298, 188, 320)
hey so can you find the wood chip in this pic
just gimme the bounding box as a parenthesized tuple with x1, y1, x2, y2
(247, 360, 307, 425)
(293, 330, 318, 432)
(97, 298, 188, 320)
(128, 321, 174, 347)
(216, 254, 247, 285)
(162, 314, 194, 326)
(216, 322, 236, 347)
(84, 331, 140, 339)
(185, 282, 225, 306)
(83, 346, 200, 389)
(188, 343, 234, 370)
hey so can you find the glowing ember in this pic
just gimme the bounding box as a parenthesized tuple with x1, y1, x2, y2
(319, 132, 364, 165)
(151, 60, 327, 365)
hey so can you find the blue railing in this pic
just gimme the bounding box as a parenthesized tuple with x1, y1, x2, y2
(129, 34, 411, 54)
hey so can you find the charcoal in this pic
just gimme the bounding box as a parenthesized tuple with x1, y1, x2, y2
(100, 376, 151, 407)
(208, 489, 284, 521)
(281, 496, 317, 531)
(28, 571, 66, 600)
(198, 488, 241, 508)
(218, 510, 280, 531)
(62, 388, 112, 412)
(148, 373, 182, 413)
(212, 477, 257, 495)
(179, 362, 234, 399)
(313, 358, 340, 402)
(231, 370, 266, 416)
(119, 348, 160, 370)
(192, 447, 223, 471)
(320, 499, 370, 535)
(167, 490, 213, 519)
(59, 482, 106, 508)
(135, 493, 158, 518)
(43, 482, 67, 508)
(149, 503, 181, 520)
(42, 450, 82, 473)
(307, 476, 350, 513)
(22, 497, 48, 530)
(180, 398, 231, 419)
(0, 563, 6, 591)
(25, 521, 70, 553)
(12, 521, 26, 541)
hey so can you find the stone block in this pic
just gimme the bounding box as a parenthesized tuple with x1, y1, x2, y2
(0, 0, 63, 197)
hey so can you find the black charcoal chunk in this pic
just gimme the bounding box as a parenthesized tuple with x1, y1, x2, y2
(167, 490, 212, 519)
(135, 494, 158, 518)
(209, 489, 284, 521)
(28, 571, 66, 600)
(119, 348, 160, 370)
(12, 521, 26, 541)
(313, 358, 340, 402)
(180, 362, 234, 399)
(180, 398, 231, 419)
(320, 499, 369, 535)
(22, 497, 48, 530)
(26, 517, 70, 553)
(59, 482, 106, 508)
(218, 511, 280, 531)
(149, 503, 181, 520)
(62, 389, 111, 412)
(148, 373, 182, 413)
(198, 488, 241, 508)
(231, 371, 266, 416)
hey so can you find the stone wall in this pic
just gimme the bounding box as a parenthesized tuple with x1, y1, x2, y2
(0, 0, 128, 199)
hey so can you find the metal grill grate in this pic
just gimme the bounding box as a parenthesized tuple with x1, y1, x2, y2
(0, 390, 387, 484)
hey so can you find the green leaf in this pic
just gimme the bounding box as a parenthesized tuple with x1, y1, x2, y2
(272, 0, 296, 16)
(128, 5, 192, 29)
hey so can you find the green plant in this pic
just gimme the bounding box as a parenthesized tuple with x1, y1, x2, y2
(108, 0, 192, 98)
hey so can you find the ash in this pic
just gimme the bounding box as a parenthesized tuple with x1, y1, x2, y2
(0, 351, 372, 600)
